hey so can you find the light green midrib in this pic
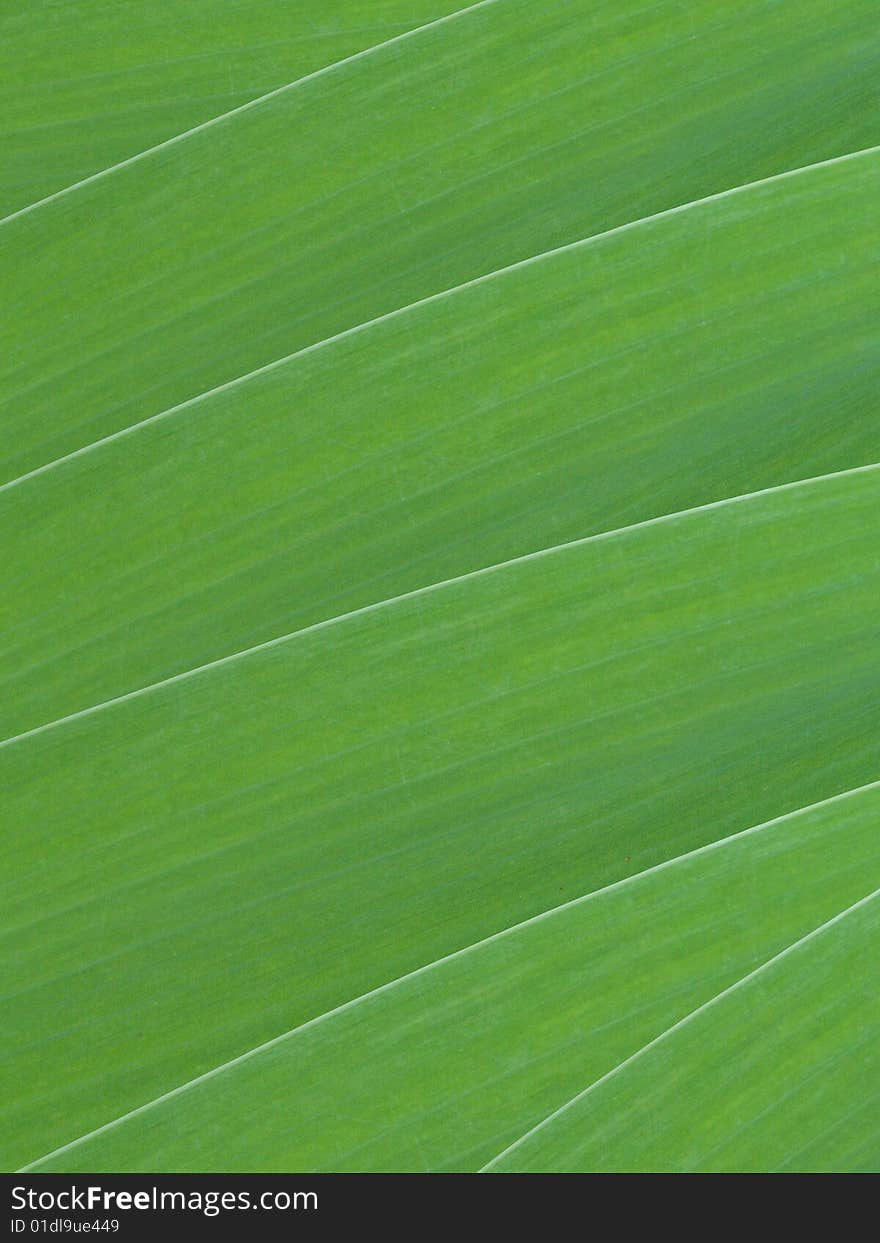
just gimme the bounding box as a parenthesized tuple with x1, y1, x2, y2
(16, 774, 880, 1173)
(1, 458, 878, 757)
(478, 881, 880, 1171)
(1, 141, 877, 498)
(5, 0, 877, 1182)
(0, 0, 503, 229)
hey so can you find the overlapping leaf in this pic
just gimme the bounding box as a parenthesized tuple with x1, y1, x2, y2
(2, 152, 878, 741)
(0, 0, 470, 216)
(2, 0, 878, 1173)
(2, 0, 878, 479)
(5, 467, 880, 1169)
(26, 777, 880, 1172)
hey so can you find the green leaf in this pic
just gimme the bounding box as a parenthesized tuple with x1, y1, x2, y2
(2, 0, 878, 479)
(487, 879, 880, 1173)
(2, 151, 878, 741)
(28, 780, 880, 1172)
(2, 0, 878, 1174)
(0, 0, 470, 216)
(5, 466, 880, 1169)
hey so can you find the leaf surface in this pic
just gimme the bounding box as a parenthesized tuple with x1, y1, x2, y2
(0, 0, 470, 216)
(26, 782, 880, 1172)
(4, 469, 880, 1169)
(2, 1, 879, 1175)
(1, 151, 878, 740)
(488, 881, 880, 1172)
(2, 0, 878, 480)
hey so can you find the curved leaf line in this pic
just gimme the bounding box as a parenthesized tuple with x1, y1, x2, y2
(479, 884, 880, 1171)
(0, 0, 501, 229)
(17, 774, 880, 1173)
(2, 141, 877, 496)
(2, 458, 878, 755)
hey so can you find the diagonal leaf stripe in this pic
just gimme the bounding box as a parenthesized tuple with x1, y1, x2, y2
(3, 0, 879, 1174)
(482, 884, 880, 1172)
(3, 468, 880, 1167)
(20, 781, 880, 1172)
(1, 149, 878, 742)
(2, 0, 878, 480)
(0, 0, 485, 219)
(0, 460, 877, 753)
(485, 885, 880, 1172)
